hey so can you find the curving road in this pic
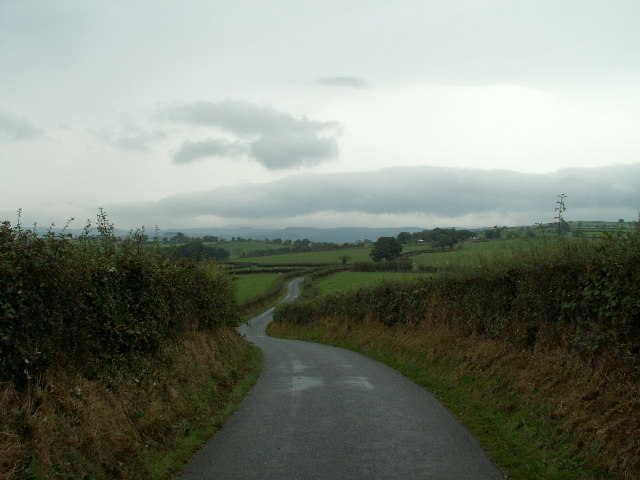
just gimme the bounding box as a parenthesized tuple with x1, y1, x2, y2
(176, 278, 504, 479)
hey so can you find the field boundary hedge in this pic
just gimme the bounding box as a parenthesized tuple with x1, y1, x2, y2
(0, 216, 240, 383)
(275, 231, 640, 363)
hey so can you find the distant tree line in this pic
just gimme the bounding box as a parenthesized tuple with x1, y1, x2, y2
(397, 228, 474, 248)
(171, 239, 229, 262)
(236, 240, 358, 259)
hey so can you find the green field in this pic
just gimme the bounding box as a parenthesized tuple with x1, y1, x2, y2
(232, 247, 374, 265)
(410, 238, 543, 269)
(314, 271, 432, 295)
(229, 239, 540, 268)
(232, 273, 283, 303)
(231, 244, 434, 265)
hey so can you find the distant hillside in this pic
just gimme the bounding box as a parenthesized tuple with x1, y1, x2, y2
(160, 227, 427, 243)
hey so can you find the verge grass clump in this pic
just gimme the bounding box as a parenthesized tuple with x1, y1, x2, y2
(1, 328, 260, 480)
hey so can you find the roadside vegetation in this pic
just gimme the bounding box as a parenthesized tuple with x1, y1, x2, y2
(3, 205, 637, 479)
(271, 225, 640, 479)
(0, 212, 260, 480)
(313, 271, 432, 295)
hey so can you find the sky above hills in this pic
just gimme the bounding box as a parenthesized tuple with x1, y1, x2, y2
(1, 0, 639, 230)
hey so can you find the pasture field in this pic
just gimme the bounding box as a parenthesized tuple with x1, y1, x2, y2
(208, 241, 274, 258)
(410, 238, 543, 269)
(228, 239, 532, 268)
(232, 272, 283, 303)
(231, 244, 435, 265)
(314, 271, 432, 295)
(232, 247, 374, 265)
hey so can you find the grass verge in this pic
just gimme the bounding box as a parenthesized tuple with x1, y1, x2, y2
(1, 328, 262, 480)
(269, 319, 624, 480)
(147, 341, 262, 479)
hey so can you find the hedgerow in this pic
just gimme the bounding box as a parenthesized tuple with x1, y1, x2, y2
(0, 212, 240, 384)
(274, 231, 640, 360)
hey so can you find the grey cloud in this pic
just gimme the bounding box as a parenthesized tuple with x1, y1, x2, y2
(249, 132, 338, 169)
(108, 164, 640, 227)
(97, 126, 165, 152)
(172, 138, 245, 164)
(316, 76, 369, 88)
(0, 111, 43, 141)
(159, 100, 340, 170)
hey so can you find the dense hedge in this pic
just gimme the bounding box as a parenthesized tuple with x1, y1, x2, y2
(274, 232, 640, 360)
(0, 218, 240, 383)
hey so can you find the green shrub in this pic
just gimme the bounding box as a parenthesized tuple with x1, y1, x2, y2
(0, 214, 239, 384)
(274, 231, 640, 360)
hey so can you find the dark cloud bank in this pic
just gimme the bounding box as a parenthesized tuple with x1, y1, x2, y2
(160, 100, 340, 170)
(110, 164, 640, 228)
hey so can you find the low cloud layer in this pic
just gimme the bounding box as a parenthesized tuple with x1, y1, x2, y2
(160, 100, 340, 169)
(107, 164, 640, 228)
(316, 76, 369, 88)
(0, 111, 43, 142)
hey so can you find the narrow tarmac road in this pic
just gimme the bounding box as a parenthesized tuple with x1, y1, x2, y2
(176, 278, 504, 479)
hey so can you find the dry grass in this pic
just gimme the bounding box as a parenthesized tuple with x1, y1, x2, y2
(0, 328, 259, 480)
(270, 317, 639, 479)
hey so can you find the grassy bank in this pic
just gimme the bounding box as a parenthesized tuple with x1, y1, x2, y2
(269, 319, 629, 479)
(1, 327, 261, 480)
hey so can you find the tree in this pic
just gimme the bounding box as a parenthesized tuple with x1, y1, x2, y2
(169, 232, 188, 243)
(483, 229, 499, 240)
(370, 237, 403, 262)
(397, 231, 412, 243)
(338, 255, 351, 265)
(434, 234, 456, 250)
(174, 239, 229, 262)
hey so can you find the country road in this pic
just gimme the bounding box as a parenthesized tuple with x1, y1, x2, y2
(176, 278, 504, 479)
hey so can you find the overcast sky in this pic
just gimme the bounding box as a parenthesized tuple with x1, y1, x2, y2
(2, 0, 639, 230)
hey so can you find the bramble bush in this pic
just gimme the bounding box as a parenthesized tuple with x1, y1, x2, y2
(274, 230, 640, 360)
(0, 212, 239, 384)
